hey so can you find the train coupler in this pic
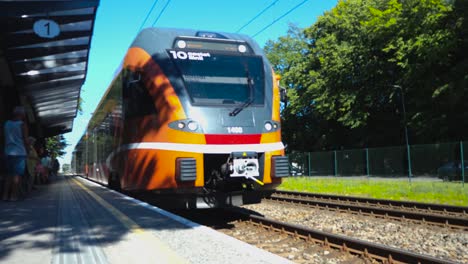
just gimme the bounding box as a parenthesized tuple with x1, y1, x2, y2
(223, 152, 263, 185)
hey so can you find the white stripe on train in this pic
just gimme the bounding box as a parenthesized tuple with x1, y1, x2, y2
(119, 142, 285, 153)
(104, 142, 285, 170)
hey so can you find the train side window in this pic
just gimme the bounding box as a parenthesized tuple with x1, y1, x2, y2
(123, 70, 156, 118)
(127, 71, 141, 85)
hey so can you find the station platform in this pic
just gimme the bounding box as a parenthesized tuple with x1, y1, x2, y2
(0, 175, 292, 264)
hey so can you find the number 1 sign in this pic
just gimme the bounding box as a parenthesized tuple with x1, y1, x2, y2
(33, 19, 60, 39)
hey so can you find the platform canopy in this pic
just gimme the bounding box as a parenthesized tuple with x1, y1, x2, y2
(0, 0, 99, 137)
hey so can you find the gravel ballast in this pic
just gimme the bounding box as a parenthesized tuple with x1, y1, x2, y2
(243, 200, 468, 263)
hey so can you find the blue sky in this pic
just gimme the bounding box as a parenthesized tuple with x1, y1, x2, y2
(60, 0, 337, 166)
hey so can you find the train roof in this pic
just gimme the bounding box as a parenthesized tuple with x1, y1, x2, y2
(131, 27, 265, 56)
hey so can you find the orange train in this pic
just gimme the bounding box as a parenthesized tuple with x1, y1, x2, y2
(72, 28, 289, 208)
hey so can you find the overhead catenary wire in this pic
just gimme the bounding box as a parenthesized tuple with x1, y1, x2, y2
(137, 0, 159, 31)
(236, 0, 281, 33)
(152, 0, 172, 26)
(252, 0, 309, 37)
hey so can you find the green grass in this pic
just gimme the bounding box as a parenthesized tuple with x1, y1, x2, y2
(278, 177, 468, 206)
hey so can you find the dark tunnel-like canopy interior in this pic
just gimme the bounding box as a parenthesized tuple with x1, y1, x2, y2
(0, 0, 100, 137)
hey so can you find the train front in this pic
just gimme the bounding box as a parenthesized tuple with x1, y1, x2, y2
(123, 28, 289, 208)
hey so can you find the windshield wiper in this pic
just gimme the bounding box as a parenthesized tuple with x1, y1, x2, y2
(229, 75, 254, 116)
(229, 97, 253, 116)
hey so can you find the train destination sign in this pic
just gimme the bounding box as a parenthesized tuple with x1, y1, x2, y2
(33, 19, 60, 39)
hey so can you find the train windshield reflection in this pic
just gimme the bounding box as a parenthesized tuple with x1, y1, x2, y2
(170, 52, 265, 106)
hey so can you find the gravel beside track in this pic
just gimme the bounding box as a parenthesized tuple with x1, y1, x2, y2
(219, 219, 373, 264)
(273, 191, 468, 216)
(267, 195, 468, 230)
(243, 200, 468, 263)
(173, 209, 374, 263)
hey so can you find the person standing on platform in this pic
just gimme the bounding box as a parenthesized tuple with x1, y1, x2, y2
(2, 106, 29, 201)
(26, 136, 39, 193)
(52, 155, 60, 178)
(36, 147, 47, 184)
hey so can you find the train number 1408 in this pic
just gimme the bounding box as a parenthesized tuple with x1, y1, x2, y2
(227, 127, 243, 134)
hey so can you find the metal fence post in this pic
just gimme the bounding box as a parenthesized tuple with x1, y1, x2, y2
(308, 152, 311, 176)
(366, 148, 370, 178)
(461, 141, 465, 187)
(334, 150, 338, 177)
(407, 143, 412, 183)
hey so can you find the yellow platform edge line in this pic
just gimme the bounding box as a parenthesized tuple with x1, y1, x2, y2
(71, 177, 187, 264)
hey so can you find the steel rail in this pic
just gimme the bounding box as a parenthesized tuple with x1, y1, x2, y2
(267, 195, 468, 229)
(231, 210, 458, 264)
(273, 190, 468, 214)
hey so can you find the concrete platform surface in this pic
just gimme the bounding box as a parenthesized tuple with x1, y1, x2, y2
(0, 175, 293, 264)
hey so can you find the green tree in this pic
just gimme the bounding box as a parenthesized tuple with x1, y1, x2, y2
(266, 0, 466, 150)
(360, 0, 467, 143)
(45, 135, 68, 158)
(77, 97, 84, 115)
(265, 24, 319, 151)
(265, 24, 360, 150)
(302, 0, 404, 146)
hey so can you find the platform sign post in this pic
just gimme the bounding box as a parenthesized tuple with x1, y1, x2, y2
(33, 19, 60, 39)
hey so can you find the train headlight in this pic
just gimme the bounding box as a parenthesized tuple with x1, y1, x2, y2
(238, 45, 247, 53)
(177, 40, 186, 48)
(187, 121, 198, 131)
(177, 122, 185, 129)
(264, 122, 273, 131)
(169, 119, 202, 132)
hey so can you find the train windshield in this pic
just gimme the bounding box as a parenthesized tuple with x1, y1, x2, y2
(168, 50, 265, 106)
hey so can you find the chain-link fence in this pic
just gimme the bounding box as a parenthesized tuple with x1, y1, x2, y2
(289, 141, 467, 182)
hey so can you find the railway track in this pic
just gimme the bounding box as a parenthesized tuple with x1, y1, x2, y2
(268, 191, 468, 230)
(225, 208, 457, 264)
(169, 207, 458, 263)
